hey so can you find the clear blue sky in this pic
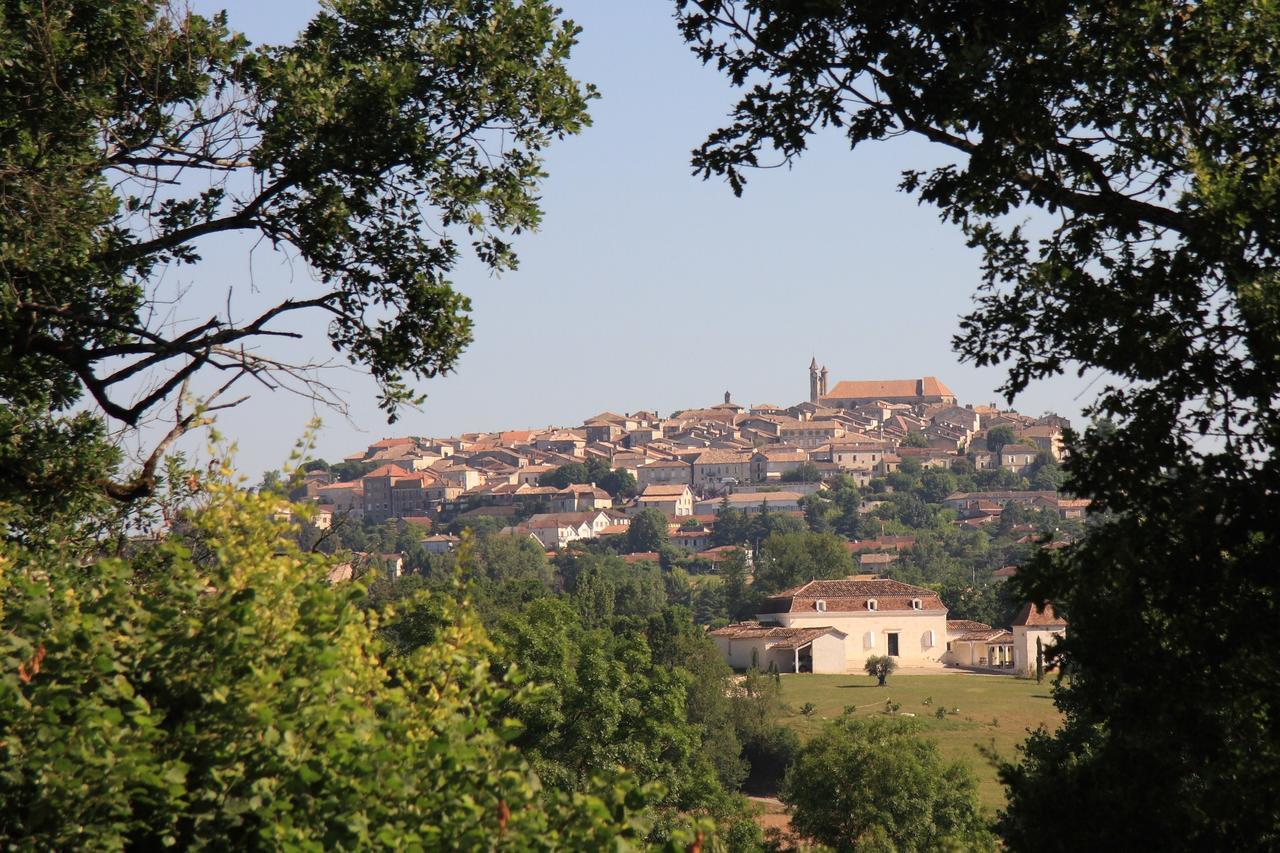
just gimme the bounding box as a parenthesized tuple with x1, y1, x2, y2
(178, 1, 1088, 476)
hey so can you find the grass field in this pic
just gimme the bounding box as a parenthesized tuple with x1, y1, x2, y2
(775, 672, 1062, 813)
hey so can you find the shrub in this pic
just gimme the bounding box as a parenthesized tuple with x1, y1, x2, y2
(782, 716, 994, 851)
(864, 653, 898, 686)
(0, 484, 699, 848)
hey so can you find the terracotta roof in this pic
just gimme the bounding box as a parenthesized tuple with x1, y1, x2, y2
(958, 628, 1014, 643)
(823, 377, 955, 401)
(370, 437, 415, 449)
(709, 623, 846, 650)
(362, 463, 412, 479)
(693, 450, 751, 465)
(526, 511, 607, 527)
(1013, 601, 1067, 627)
(760, 578, 945, 615)
(947, 619, 994, 634)
(992, 565, 1018, 578)
(640, 484, 691, 497)
(845, 536, 916, 553)
(708, 491, 805, 507)
(753, 449, 809, 462)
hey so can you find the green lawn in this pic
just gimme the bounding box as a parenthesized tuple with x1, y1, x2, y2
(776, 673, 1061, 813)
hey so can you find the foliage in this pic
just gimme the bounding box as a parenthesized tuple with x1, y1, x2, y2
(710, 498, 749, 547)
(779, 462, 822, 483)
(782, 715, 994, 852)
(864, 654, 897, 687)
(985, 427, 1017, 454)
(729, 669, 799, 796)
(2, 0, 593, 507)
(901, 430, 931, 448)
(626, 508, 670, 553)
(330, 459, 381, 483)
(539, 458, 636, 498)
(0, 483, 698, 848)
(752, 531, 853, 595)
(678, 0, 1280, 844)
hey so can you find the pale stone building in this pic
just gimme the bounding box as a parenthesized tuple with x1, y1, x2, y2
(712, 578, 950, 673)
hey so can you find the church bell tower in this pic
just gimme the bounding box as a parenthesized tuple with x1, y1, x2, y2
(809, 357, 820, 403)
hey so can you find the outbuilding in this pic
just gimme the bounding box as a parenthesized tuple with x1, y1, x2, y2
(709, 624, 848, 673)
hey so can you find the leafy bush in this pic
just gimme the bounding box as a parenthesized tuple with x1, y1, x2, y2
(782, 716, 994, 851)
(0, 484, 703, 848)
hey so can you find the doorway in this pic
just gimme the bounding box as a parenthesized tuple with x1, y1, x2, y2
(887, 632, 900, 657)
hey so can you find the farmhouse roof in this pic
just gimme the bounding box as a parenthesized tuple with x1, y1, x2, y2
(708, 623, 846, 650)
(947, 619, 995, 634)
(760, 578, 945, 615)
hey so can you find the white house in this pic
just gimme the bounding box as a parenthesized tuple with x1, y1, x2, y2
(634, 483, 695, 516)
(713, 578, 950, 673)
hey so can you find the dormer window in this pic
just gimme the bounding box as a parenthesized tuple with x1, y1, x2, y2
(911, 598, 923, 610)
(866, 599, 878, 611)
(815, 600, 827, 612)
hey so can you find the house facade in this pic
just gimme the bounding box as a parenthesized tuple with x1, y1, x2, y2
(712, 579, 950, 672)
(635, 484, 694, 516)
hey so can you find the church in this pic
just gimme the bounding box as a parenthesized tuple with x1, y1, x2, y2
(808, 360, 956, 408)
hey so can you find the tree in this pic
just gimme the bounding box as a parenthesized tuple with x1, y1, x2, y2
(626, 508, 670, 553)
(901, 430, 930, 448)
(919, 468, 958, 504)
(753, 531, 853, 595)
(985, 427, 1017, 454)
(710, 497, 748, 547)
(780, 462, 822, 482)
(2, 0, 593, 502)
(863, 654, 897, 687)
(677, 1, 1280, 845)
(0, 483, 692, 848)
(597, 468, 639, 499)
(1029, 455, 1067, 492)
(539, 462, 589, 489)
(782, 715, 993, 851)
(717, 548, 756, 622)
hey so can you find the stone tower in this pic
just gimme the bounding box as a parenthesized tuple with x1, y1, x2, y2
(809, 357, 820, 403)
(820, 365, 829, 397)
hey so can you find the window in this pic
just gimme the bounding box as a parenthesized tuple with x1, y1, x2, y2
(815, 600, 827, 612)
(925, 629, 936, 647)
(911, 598, 922, 610)
(866, 599, 878, 611)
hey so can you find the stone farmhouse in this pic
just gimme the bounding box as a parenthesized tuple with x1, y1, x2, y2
(711, 578, 949, 673)
(711, 578, 1067, 676)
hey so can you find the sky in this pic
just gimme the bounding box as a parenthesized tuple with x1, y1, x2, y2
(170, 0, 1091, 477)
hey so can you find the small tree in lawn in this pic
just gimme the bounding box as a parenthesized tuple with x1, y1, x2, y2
(865, 654, 897, 687)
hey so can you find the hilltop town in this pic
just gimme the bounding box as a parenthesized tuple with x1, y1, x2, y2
(293, 366, 1082, 545)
